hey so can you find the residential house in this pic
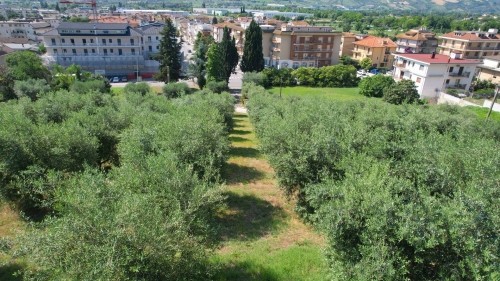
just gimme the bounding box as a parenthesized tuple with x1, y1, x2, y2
(353, 36, 396, 68)
(340, 32, 356, 57)
(213, 22, 245, 55)
(476, 55, 500, 83)
(395, 28, 438, 54)
(439, 29, 500, 60)
(393, 53, 480, 99)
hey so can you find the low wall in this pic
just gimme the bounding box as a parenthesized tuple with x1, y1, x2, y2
(437, 92, 480, 107)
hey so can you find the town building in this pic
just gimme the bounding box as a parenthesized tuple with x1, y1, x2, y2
(395, 28, 438, 54)
(42, 22, 149, 76)
(340, 32, 356, 57)
(353, 36, 396, 68)
(140, 22, 164, 60)
(393, 53, 480, 99)
(261, 25, 275, 66)
(0, 21, 36, 41)
(476, 55, 500, 84)
(213, 22, 245, 55)
(438, 29, 500, 60)
(269, 24, 342, 69)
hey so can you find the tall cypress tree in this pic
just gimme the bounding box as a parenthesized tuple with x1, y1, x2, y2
(154, 18, 182, 82)
(212, 16, 218, 24)
(189, 32, 213, 89)
(207, 27, 238, 83)
(241, 20, 264, 72)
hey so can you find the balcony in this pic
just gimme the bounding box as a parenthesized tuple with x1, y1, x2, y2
(272, 38, 281, 43)
(445, 84, 467, 89)
(395, 62, 409, 70)
(448, 72, 470, 78)
(48, 43, 136, 47)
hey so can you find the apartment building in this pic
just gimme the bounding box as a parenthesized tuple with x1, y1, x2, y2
(393, 53, 480, 99)
(340, 32, 356, 57)
(476, 55, 500, 84)
(43, 22, 146, 76)
(141, 22, 164, 60)
(213, 22, 245, 55)
(0, 21, 36, 41)
(439, 29, 500, 60)
(395, 28, 438, 54)
(270, 25, 342, 69)
(353, 36, 396, 68)
(261, 25, 275, 67)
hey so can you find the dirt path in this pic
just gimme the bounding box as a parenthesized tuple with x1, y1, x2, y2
(213, 113, 327, 280)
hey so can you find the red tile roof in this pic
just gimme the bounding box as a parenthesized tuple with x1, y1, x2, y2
(396, 53, 481, 64)
(353, 35, 396, 48)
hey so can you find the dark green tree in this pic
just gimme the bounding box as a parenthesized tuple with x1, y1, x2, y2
(212, 16, 218, 24)
(189, 32, 212, 89)
(359, 74, 395, 98)
(207, 27, 238, 83)
(154, 18, 182, 82)
(5, 51, 51, 81)
(241, 20, 265, 73)
(383, 79, 420, 104)
(55, 2, 60, 11)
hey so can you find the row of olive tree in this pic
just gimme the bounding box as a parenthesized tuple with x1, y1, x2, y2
(246, 86, 500, 280)
(1, 79, 235, 279)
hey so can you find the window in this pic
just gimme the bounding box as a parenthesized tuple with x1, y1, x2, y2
(92, 49, 95, 53)
(63, 49, 67, 53)
(84, 49, 88, 55)
(53, 49, 57, 54)
(51, 38, 55, 45)
(110, 49, 113, 53)
(103, 49, 107, 55)
(156, 46, 159, 50)
(131, 48, 135, 55)
(486, 43, 490, 47)
(419, 64, 424, 71)
(130, 39, 135, 45)
(416, 77, 421, 83)
(70, 39, 75, 45)
(61, 39, 65, 43)
(445, 79, 450, 84)
(368, 48, 370, 53)
(475, 52, 479, 56)
(117, 39, 121, 45)
(72, 49, 76, 54)
(118, 49, 122, 55)
(90, 39, 94, 43)
(148, 36, 151, 42)
(102, 39, 106, 45)
(156, 36, 158, 40)
(82, 39, 86, 45)
(109, 39, 112, 43)
(149, 46, 152, 52)
(449, 67, 454, 73)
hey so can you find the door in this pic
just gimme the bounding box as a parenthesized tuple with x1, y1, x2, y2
(458, 67, 464, 75)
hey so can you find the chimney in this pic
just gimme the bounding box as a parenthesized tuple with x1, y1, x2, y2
(431, 51, 435, 59)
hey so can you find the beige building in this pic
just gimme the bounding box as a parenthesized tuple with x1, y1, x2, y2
(439, 29, 500, 60)
(395, 28, 438, 54)
(353, 36, 396, 68)
(340, 32, 356, 57)
(213, 22, 245, 55)
(476, 56, 500, 83)
(270, 24, 342, 69)
(261, 25, 275, 67)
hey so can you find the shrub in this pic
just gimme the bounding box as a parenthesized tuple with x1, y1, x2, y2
(293, 66, 359, 88)
(162, 82, 191, 99)
(446, 88, 459, 97)
(242, 71, 264, 86)
(123, 82, 151, 96)
(262, 68, 295, 88)
(383, 79, 420, 104)
(359, 74, 395, 97)
(206, 80, 229, 94)
(241, 82, 267, 100)
(69, 79, 110, 94)
(13, 78, 51, 101)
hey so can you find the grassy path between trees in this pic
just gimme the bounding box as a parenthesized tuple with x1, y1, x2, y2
(212, 113, 328, 280)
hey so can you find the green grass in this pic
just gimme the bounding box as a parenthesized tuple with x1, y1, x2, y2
(268, 86, 364, 101)
(465, 106, 500, 122)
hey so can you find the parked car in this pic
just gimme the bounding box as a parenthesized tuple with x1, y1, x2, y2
(112, 77, 120, 83)
(121, 77, 128, 82)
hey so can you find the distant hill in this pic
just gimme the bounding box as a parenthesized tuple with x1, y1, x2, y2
(264, 0, 500, 14)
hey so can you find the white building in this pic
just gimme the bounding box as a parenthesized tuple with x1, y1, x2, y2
(43, 22, 147, 76)
(252, 11, 313, 19)
(0, 21, 36, 41)
(141, 23, 164, 60)
(393, 53, 480, 99)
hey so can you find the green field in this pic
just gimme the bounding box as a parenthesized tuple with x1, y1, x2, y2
(465, 106, 500, 122)
(268, 87, 364, 101)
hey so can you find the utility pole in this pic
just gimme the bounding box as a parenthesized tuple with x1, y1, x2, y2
(485, 86, 498, 122)
(167, 65, 170, 84)
(279, 76, 282, 98)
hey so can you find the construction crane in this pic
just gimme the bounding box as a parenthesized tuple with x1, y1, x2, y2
(59, 0, 98, 23)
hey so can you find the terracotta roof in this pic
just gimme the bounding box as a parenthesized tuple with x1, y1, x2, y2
(213, 22, 245, 32)
(290, 21, 309, 26)
(353, 36, 396, 48)
(396, 30, 436, 41)
(440, 31, 500, 41)
(396, 53, 481, 64)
